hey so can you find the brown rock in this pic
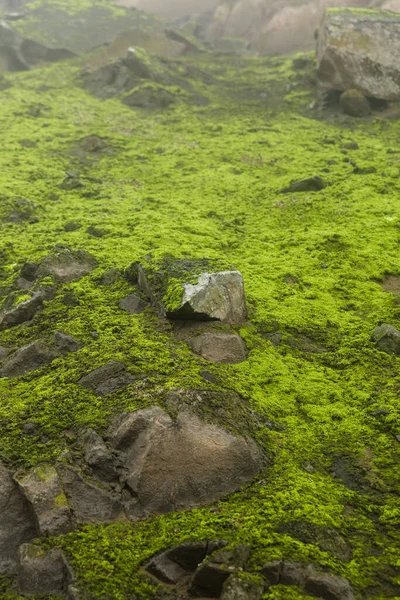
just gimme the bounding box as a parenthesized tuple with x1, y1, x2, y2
(190, 332, 247, 363)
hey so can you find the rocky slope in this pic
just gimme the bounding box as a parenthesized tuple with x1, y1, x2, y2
(0, 1, 399, 599)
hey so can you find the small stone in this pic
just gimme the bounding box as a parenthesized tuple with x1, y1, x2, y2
(200, 370, 219, 384)
(98, 269, 121, 286)
(342, 141, 359, 150)
(119, 293, 149, 314)
(81, 429, 118, 483)
(79, 135, 107, 153)
(278, 176, 326, 194)
(340, 89, 371, 118)
(54, 331, 82, 353)
(190, 332, 247, 364)
(166, 541, 209, 572)
(16, 465, 73, 536)
(190, 562, 231, 597)
(39, 247, 97, 282)
(79, 361, 135, 397)
(146, 554, 189, 584)
(17, 545, 71, 597)
(280, 562, 310, 586)
(372, 324, 400, 356)
(22, 422, 39, 436)
(20, 262, 38, 281)
(64, 221, 82, 232)
(86, 225, 108, 238)
(304, 571, 354, 600)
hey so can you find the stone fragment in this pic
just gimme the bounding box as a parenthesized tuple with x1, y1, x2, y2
(0, 293, 43, 331)
(278, 176, 326, 194)
(39, 246, 97, 282)
(190, 562, 231, 597)
(20, 262, 39, 281)
(110, 407, 264, 515)
(304, 571, 355, 600)
(0, 346, 12, 362)
(16, 465, 73, 536)
(280, 561, 310, 586)
(189, 332, 247, 364)
(372, 324, 400, 355)
(119, 293, 149, 314)
(146, 554, 189, 585)
(0, 332, 82, 378)
(0, 463, 37, 575)
(221, 575, 264, 600)
(340, 89, 371, 117)
(317, 8, 400, 101)
(81, 429, 118, 483)
(79, 361, 135, 397)
(57, 465, 124, 524)
(167, 541, 209, 572)
(17, 544, 71, 597)
(260, 560, 282, 585)
(123, 84, 176, 110)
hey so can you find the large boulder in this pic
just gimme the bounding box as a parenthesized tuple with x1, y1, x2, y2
(17, 544, 72, 597)
(317, 7, 400, 100)
(110, 407, 265, 514)
(0, 463, 37, 575)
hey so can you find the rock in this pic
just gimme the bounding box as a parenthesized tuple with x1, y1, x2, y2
(98, 268, 122, 286)
(0, 293, 43, 331)
(261, 560, 282, 585)
(189, 546, 250, 597)
(20, 262, 38, 281)
(79, 361, 135, 397)
(110, 407, 264, 514)
(304, 571, 355, 600)
(317, 8, 400, 101)
(0, 463, 37, 575)
(119, 293, 149, 314)
(0, 332, 82, 378)
(17, 544, 71, 597)
(278, 176, 326, 194)
(78, 134, 107, 153)
(81, 429, 119, 483)
(16, 465, 73, 537)
(146, 553, 190, 585)
(57, 465, 124, 524)
(166, 541, 210, 572)
(280, 561, 310, 586)
(221, 575, 264, 600)
(340, 89, 371, 117)
(0, 18, 29, 70)
(123, 83, 176, 110)
(59, 173, 84, 190)
(189, 332, 247, 364)
(0, 346, 12, 362)
(39, 246, 97, 282)
(139, 264, 247, 324)
(372, 324, 400, 355)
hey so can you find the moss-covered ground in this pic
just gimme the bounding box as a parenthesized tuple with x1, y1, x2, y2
(0, 44, 399, 599)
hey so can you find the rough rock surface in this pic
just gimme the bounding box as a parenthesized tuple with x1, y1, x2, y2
(189, 332, 248, 363)
(0, 464, 37, 575)
(80, 429, 119, 483)
(221, 575, 264, 600)
(340, 89, 371, 117)
(0, 332, 82, 378)
(119, 293, 149, 314)
(317, 7, 400, 100)
(17, 544, 71, 597)
(16, 465, 73, 536)
(190, 545, 251, 597)
(39, 247, 97, 282)
(79, 361, 135, 396)
(0, 293, 43, 331)
(372, 323, 400, 355)
(110, 407, 264, 514)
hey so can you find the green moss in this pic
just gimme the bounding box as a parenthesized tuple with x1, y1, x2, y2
(0, 46, 399, 599)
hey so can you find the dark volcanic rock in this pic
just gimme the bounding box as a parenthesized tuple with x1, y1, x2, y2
(304, 571, 355, 600)
(278, 176, 326, 194)
(57, 465, 124, 525)
(110, 407, 265, 514)
(0, 332, 82, 378)
(261, 560, 282, 585)
(0, 293, 43, 331)
(17, 545, 71, 597)
(0, 463, 37, 575)
(79, 361, 135, 397)
(340, 89, 371, 118)
(119, 293, 149, 314)
(372, 324, 400, 355)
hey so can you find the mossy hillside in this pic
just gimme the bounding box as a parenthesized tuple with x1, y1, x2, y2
(0, 50, 399, 598)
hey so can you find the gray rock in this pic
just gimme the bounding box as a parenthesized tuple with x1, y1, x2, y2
(372, 324, 400, 355)
(0, 463, 37, 575)
(119, 293, 149, 314)
(304, 571, 355, 600)
(123, 84, 176, 110)
(340, 89, 371, 117)
(20, 262, 38, 282)
(189, 547, 250, 598)
(0, 346, 12, 362)
(221, 575, 264, 600)
(261, 560, 282, 585)
(17, 544, 71, 597)
(39, 247, 97, 282)
(317, 8, 400, 101)
(166, 541, 209, 572)
(110, 407, 264, 515)
(0, 293, 43, 331)
(190, 332, 247, 364)
(81, 429, 118, 483)
(0, 332, 82, 378)
(79, 361, 135, 397)
(278, 176, 326, 194)
(16, 465, 73, 536)
(146, 553, 190, 584)
(280, 561, 310, 586)
(57, 465, 124, 524)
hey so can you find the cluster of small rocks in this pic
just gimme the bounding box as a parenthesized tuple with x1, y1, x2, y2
(145, 540, 355, 600)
